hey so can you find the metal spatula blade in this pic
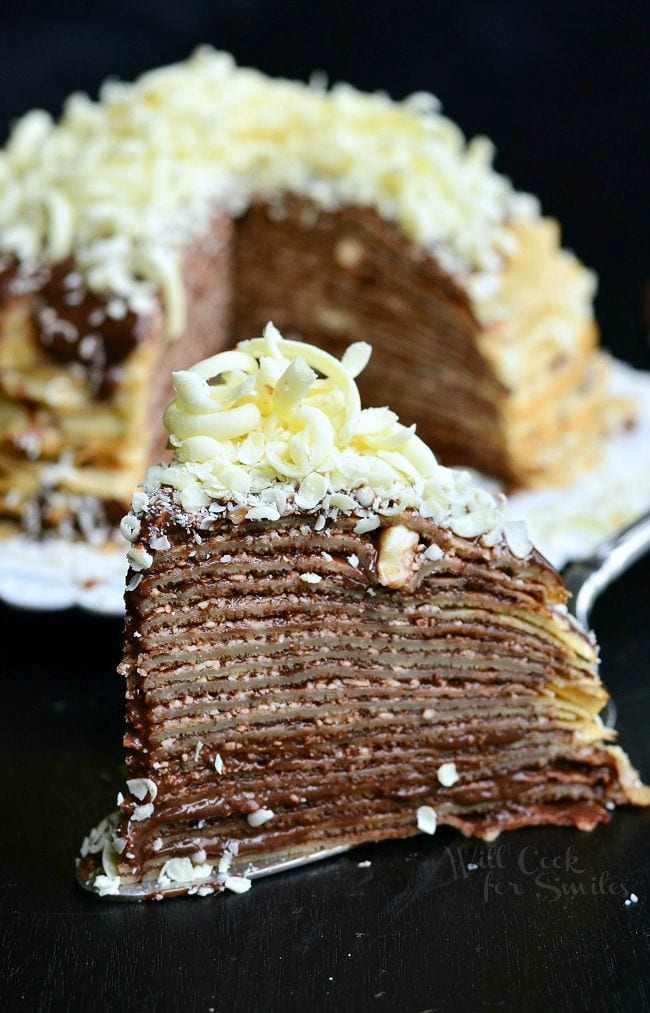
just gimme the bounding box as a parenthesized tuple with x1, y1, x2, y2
(562, 509, 650, 730)
(562, 510, 650, 628)
(76, 838, 353, 901)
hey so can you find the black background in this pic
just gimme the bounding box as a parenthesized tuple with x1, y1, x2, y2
(1, 3, 649, 1011)
(0, 0, 648, 366)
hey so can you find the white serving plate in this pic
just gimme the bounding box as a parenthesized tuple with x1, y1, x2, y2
(0, 533, 128, 614)
(502, 359, 650, 569)
(1, 359, 649, 616)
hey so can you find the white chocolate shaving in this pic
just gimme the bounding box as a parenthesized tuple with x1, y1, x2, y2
(0, 47, 539, 334)
(341, 342, 372, 378)
(133, 325, 525, 551)
(101, 842, 119, 879)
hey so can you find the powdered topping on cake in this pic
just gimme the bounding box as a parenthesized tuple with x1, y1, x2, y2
(124, 324, 529, 572)
(0, 47, 539, 334)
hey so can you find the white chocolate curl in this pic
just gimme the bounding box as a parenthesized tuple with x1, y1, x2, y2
(150, 323, 522, 551)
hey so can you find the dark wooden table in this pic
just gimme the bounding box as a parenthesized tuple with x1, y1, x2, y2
(1, 553, 649, 1012)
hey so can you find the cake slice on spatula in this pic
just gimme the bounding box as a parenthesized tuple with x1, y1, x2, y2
(77, 324, 648, 900)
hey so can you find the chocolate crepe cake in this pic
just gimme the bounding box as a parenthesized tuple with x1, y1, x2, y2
(78, 325, 648, 900)
(0, 48, 622, 537)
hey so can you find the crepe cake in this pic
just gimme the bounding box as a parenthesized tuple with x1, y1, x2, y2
(0, 49, 626, 539)
(77, 325, 648, 900)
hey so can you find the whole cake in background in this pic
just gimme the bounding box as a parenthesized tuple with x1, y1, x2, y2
(0, 48, 624, 539)
(78, 325, 648, 900)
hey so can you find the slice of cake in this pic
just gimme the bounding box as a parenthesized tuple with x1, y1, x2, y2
(77, 325, 648, 900)
(0, 48, 619, 537)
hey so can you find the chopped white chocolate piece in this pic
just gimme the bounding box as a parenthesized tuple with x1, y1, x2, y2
(377, 525, 420, 589)
(95, 874, 121, 897)
(246, 504, 281, 521)
(214, 753, 224, 775)
(224, 876, 252, 894)
(126, 777, 158, 802)
(335, 238, 365, 270)
(119, 515, 141, 542)
(150, 533, 171, 551)
(299, 572, 322, 584)
(451, 508, 500, 539)
(437, 762, 459, 787)
(416, 805, 438, 835)
(80, 814, 121, 858)
(131, 802, 154, 822)
(218, 850, 233, 875)
(354, 516, 381, 534)
(159, 857, 213, 884)
(247, 809, 275, 828)
(503, 521, 533, 559)
(127, 547, 154, 572)
(131, 490, 149, 514)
